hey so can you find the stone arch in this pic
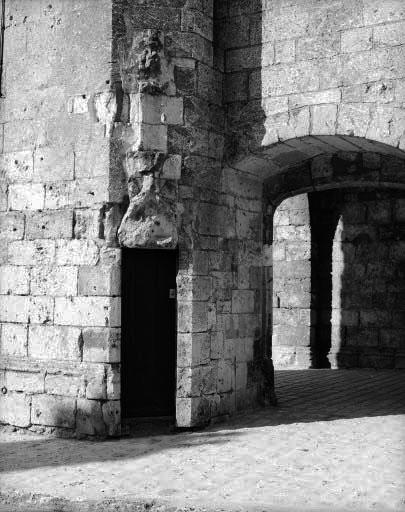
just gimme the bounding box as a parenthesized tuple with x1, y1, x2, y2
(247, 136, 405, 372)
(218, 134, 405, 383)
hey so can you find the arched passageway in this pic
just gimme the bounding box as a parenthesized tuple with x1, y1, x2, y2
(272, 187, 405, 370)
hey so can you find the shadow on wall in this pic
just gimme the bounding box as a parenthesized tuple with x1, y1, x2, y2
(273, 187, 405, 370)
(311, 187, 405, 369)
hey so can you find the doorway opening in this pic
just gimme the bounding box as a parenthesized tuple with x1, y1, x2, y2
(121, 248, 178, 420)
(271, 187, 405, 370)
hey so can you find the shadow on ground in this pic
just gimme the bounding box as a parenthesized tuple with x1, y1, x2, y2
(1, 369, 404, 473)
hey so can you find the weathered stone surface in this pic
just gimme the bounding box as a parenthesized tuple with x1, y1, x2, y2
(2, 0, 405, 435)
(31, 394, 76, 428)
(29, 325, 82, 361)
(0, 392, 31, 427)
(119, 175, 179, 248)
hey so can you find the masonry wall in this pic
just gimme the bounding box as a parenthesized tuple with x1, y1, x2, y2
(0, 0, 122, 436)
(328, 189, 405, 369)
(271, 188, 405, 370)
(1, 0, 405, 433)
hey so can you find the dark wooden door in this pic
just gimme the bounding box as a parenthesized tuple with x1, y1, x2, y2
(121, 249, 177, 418)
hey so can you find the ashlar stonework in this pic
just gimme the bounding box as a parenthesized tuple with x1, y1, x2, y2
(0, 0, 404, 436)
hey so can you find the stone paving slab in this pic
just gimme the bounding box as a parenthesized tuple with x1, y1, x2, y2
(0, 369, 404, 512)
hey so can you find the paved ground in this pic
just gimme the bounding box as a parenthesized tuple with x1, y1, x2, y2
(0, 369, 404, 512)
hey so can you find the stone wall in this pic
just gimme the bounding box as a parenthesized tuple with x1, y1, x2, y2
(0, 0, 121, 436)
(1, 0, 405, 433)
(272, 194, 312, 369)
(327, 188, 405, 369)
(272, 188, 405, 370)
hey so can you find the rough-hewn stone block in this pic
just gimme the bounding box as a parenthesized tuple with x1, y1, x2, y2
(55, 240, 99, 266)
(0, 266, 30, 295)
(78, 265, 120, 296)
(26, 210, 73, 240)
(0, 392, 31, 427)
(0, 212, 25, 240)
(8, 183, 44, 210)
(54, 297, 121, 327)
(31, 266, 78, 296)
(0, 323, 28, 356)
(29, 325, 82, 361)
(31, 394, 76, 428)
(82, 328, 120, 363)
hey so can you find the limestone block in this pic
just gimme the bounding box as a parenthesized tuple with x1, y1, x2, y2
(94, 91, 117, 136)
(197, 63, 223, 105)
(161, 155, 182, 179)
(0, 150, 33, 182)
(236, 209, 260, 239)
(297, 34, 340, 61)
(8, 240, 56, 266)
(31, 394, 76, 428)
(0, 295, 29, 323)
(231, 290, 255, 314)
(210, 331, 224, 360)
(177, 332, 210, 367)
(85, 365, 107, 400)
(131, 94, 184, 125)
(76, 398, 106, 436)
(272, 346, 297, 369)
(73, 209, 101, 239)
(285, 241, 311, 261)
(28, 296, 54, 325)
(55, 240, 99, 266)
(364, 0, 405, 25)
(0, 212, 24, 240)
(107, 365, 120, 400)
(166, 31, 213, 65)
(31, 266, 78, 296)
(178, 301, 208, 333)
(226, 46, 262, 73)
(0, 324, 28, 356)
(311, 104, 338, 136)
(0, 392, 31, 427)
(118, 176, 178, 249)
(82, 328, 120, 363)
(182, 9, 213, 41)
(217, 360, 234, 393)
(0, 266, 30, 295)
(78, 265, 120, 296)
(8, 183, 44, 210)
(44, 178, 108, 209)
(26, 210, 73, 240)
(177, 275, 212, 301)
(136, 124, 168, 152)
(74, 138, 110, 179)
(260, 61, 319, 98)
(100, 247, 122, 266)
(29, 325, 82, 361)
(273, 308, 312, 327)
(341, 27, 373, 53)
(54, 297, 121, 327)
(102, 400, 121, 436)
(272, 324, 312, 347)
(275, 39, 295, 64)
(33, 147, 74, 182)
(6, 371, 44, 393)
(45, 374, 85, 397)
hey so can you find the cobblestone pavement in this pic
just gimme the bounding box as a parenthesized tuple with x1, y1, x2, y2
(0, 369, 404, 512)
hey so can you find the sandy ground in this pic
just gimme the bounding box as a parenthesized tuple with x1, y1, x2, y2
(0, 369, 404, 512)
